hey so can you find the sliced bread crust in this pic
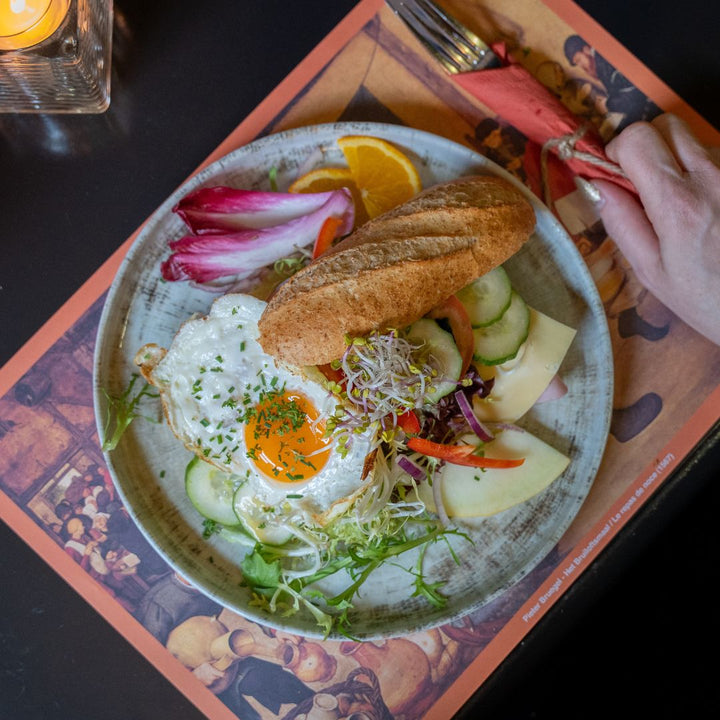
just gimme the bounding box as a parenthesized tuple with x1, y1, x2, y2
(258, 175, 536, 366)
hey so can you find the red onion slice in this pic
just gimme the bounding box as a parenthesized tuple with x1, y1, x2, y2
(398, 456, 451, 525)
(454, 390, 494, 442)
(397, 455, 426, 482)
(535, 374, 568, 404)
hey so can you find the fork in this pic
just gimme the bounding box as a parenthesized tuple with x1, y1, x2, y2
(385, 0, 502, 74)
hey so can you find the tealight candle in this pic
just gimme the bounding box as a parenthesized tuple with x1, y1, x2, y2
(0, 0, 112, 113)
(0, 0, 69, 51)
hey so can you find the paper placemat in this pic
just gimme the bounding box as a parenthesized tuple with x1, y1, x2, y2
(2, 2, 719, 719)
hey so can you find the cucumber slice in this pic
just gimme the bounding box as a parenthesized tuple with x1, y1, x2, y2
(218, 525, 255, 547)
(405, 318, 462, 403)
(185, 456, 241, 526)
(456, 266, 512, 327)
(473, 291, 530, 365)
(233, 482, 293, 546)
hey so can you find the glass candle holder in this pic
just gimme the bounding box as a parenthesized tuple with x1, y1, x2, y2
(0, 0, 113, 113)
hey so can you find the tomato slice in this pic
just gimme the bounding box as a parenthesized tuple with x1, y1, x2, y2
(313, 216, 343, 258)
(428, 294, 474, 377)
(397, 410, 421, 434)
(407, 436, 524, 469)
(317, 363, 345, 386)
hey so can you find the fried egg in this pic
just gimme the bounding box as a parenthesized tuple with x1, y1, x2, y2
(135, 293, 373, 527)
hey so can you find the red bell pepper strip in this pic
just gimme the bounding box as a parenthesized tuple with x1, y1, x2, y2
(428, 295, 474, 377)
(397, 410, 421, 434)
(407, 436, 524, 469)
(313, 216, 343, 258)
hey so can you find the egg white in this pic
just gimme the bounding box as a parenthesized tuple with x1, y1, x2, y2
(149, 293, 373, 527)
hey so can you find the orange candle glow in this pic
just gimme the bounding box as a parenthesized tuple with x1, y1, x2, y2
(0, 0, 69, 50)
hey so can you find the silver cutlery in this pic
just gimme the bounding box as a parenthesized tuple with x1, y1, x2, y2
(385, 0, 502, 73)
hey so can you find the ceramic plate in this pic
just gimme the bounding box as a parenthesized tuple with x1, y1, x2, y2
(94, 122, 612, 640)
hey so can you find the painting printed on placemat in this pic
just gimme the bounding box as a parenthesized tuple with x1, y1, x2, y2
(2, 2, 720, 719)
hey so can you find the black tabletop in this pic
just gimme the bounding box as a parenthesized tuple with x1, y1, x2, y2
(1, 2, 719, 719)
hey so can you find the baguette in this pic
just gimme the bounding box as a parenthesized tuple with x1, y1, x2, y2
(257, 175, 536, 367)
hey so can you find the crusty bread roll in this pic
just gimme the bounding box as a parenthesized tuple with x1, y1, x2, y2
(258, 175, 536, 367)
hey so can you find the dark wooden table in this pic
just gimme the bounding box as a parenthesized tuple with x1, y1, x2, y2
(1, 2, 718, 718)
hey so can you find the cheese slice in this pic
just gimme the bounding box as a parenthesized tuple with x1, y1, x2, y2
(472, 308, 576, 422)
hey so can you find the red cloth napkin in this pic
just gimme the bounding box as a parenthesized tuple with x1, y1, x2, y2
(453, 43, 637, 202)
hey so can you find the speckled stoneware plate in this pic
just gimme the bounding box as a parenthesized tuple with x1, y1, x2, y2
(94, 122, 612, 640)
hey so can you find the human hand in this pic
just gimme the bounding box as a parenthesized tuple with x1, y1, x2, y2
(592, 113, 720, 345)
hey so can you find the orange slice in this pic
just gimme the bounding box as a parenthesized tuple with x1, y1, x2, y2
(288, 136, 422, 226)
(336, 135, 422, 219)
(288, 166, 369, 227)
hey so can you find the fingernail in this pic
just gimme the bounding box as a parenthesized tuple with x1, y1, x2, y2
(574, 177, 604, 206)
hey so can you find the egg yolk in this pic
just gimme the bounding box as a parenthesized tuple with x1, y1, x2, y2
(243, 389, 331, 484)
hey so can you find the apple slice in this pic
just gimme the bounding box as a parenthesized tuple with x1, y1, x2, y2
(416, 427, 569, 517)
